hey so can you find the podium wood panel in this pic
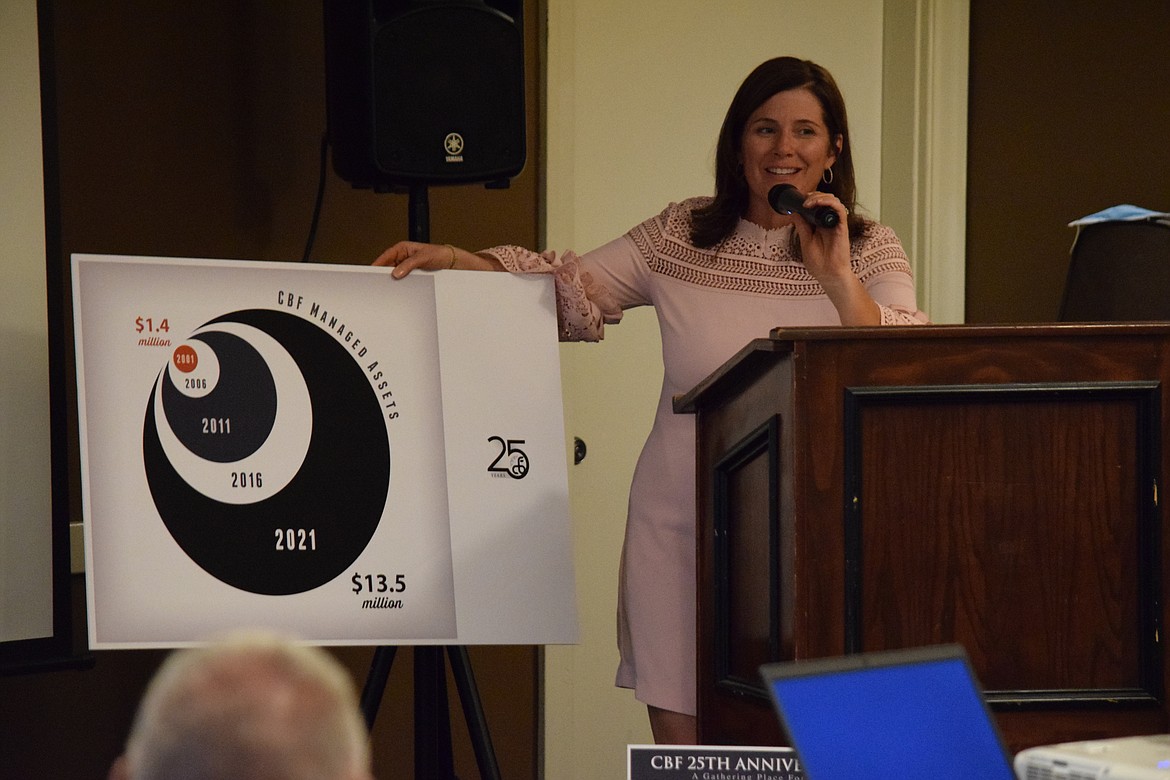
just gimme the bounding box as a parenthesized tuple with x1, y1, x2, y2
(676, 324, 1169, 751)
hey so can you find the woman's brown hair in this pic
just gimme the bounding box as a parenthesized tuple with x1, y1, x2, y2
(690, 57, 863, 248)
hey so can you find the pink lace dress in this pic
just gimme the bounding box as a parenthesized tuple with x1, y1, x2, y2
(484, 197, 928, 716)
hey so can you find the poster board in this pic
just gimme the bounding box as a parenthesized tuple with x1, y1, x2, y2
(72, 254, 577, 648)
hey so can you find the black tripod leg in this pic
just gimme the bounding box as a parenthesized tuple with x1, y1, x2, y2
(448, 646, 502, 780)
(360, 646, 398, 730)
(359, 644, 503, 779)
(415, 646, 456, 779)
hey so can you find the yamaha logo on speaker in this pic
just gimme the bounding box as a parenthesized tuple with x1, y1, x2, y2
(444, 132, 464, 163)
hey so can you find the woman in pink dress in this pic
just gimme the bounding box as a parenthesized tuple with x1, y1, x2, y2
(375, 57, 928, 744)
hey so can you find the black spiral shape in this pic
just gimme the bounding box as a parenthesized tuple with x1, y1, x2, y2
(143, 309, 390, 595)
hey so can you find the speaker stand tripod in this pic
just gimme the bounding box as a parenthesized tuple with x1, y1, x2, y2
(360, 645, 502, 780)
(359, 184, 502, 780)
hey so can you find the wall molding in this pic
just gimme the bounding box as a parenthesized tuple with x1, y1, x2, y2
(882, 0, 969, 324)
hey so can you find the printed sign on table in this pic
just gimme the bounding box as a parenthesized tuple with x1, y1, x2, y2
(72, 254, 577, 648)
(628, 745, 803, 780)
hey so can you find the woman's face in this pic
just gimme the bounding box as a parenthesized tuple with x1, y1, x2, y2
(739, 87, 841, 228)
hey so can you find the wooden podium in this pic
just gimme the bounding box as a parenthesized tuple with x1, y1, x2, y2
(675, 324, 1170, 751)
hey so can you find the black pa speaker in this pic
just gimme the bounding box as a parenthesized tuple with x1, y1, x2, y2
(323, 0, 525, 190)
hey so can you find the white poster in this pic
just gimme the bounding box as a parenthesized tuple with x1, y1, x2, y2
(72, 255, 577, 648)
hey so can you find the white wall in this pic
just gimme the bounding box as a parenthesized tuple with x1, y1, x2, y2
(542, 2, 890, 776)
(0, 0, 54, 645)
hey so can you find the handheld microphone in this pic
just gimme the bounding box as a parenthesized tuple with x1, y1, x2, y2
(767, 184, 840, 229)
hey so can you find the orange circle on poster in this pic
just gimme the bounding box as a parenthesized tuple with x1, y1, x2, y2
(172, 344, 199, 373)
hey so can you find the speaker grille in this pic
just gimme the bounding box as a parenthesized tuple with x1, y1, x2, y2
(371, 5, 524, 183)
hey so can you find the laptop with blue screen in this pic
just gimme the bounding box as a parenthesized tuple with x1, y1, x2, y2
(760, 644, 1015, 780)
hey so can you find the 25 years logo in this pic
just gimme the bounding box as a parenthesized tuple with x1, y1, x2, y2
(487, 436, 529, 479)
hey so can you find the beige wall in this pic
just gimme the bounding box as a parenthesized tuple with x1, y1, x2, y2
(0, 0, 53, 645)
(541, 2, 890, 776)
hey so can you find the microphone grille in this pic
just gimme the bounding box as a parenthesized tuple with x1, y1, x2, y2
(768, 183, 799, 214)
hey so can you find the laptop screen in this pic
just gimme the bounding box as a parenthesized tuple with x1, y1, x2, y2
(761, 645, 1015, 780)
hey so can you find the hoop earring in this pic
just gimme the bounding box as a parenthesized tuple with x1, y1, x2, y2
(822, 167, 834, 184)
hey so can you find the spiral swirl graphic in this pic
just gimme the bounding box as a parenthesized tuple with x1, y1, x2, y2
(142, 309, 390, 595)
